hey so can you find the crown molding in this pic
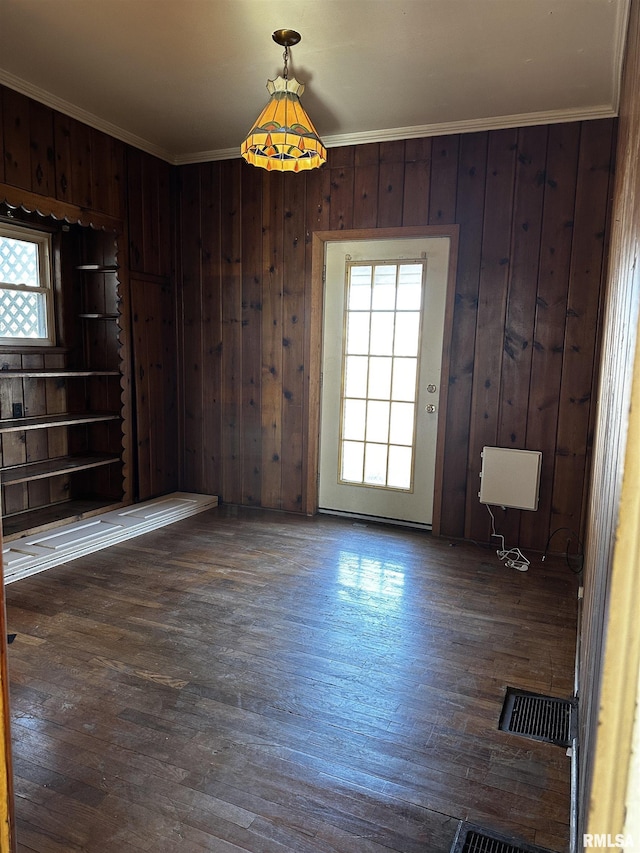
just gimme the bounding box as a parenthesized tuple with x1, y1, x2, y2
(175, 104, 618, 165)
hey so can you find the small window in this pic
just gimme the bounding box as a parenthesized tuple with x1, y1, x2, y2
(0, 222, 55, 345)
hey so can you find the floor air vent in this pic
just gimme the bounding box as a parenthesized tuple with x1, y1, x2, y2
(450, 821, 558, 853)
(499, 687, 575, 747)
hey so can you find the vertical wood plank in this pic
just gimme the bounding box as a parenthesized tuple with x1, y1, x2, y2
(155, 158, 172, 277)
(28, 100, 55, 197)
(127, 146, 145, 272)
(465, 128, 518, 542)
(429, 135, 460, 225)
(497, 125, 549, 547)
(281, 172, 306, 512)
(353, 144, 379, 229)
(91, 129, 125, 218)
(377, 141, 405, 227)
(201, 162, 223, 499)
(552, 119, 614, 536)
(142, 155, 162, 274)
(178, 165, 204, 492)
(303, 165, 331, 514)
(241, 164, 263, 505)
(53, 111, 73, 204)
(402, 137, 432, 226)
(69, 117, 93, 209)
(438, 131, 488, 538)
(131, 277, 178, 499)
(498, 125, 548, 449)
(131, 279, 152, 499)
(220, 160, 243, 504)
(261, 171, 284, 508)
(329, 147, 355, 231)
(2, 88, 31, 190)
(520, 122, 581, 549)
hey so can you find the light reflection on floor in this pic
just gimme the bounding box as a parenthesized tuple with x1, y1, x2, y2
(336, 549, 405, 606)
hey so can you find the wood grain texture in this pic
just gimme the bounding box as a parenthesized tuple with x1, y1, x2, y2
(579, 2, 640, 840)
(130, 276, 178, 500)
(6, 506, 577, 852)
(174, 122, 614, 553)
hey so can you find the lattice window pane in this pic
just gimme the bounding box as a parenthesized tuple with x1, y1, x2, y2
(0, 289, 47, 338)
(0, 236, 40, 287)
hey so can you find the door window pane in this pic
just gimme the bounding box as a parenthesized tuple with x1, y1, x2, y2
(345, 355, 368, 398)
(365, 400, 390, 443)
(387, 445, 413, 489)
(393, 313, 420, 356)
(341, 440, 364, 482)
(346, 312, 370, 354)
(348, 265, 372, 310)
(364, 443, 387, 485)
(370, 312, 394, 355)
(390, 402, 415, 445)
(396, 264, 423, 310)
(343, 399, 366, 441)
(368, 357, 392, 400)
(371, 265, 396, 310)
(391, 358, 417, 401)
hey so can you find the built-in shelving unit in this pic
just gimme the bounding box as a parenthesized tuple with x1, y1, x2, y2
(0, 218, 130, 540)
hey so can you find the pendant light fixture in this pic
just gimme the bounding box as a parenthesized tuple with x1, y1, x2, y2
(241, 29, 327, 172)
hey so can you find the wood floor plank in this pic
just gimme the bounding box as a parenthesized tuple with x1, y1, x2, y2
(6, 507, 577, 852)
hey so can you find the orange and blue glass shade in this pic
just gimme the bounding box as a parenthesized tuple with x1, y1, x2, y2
(241, 76, 327, 172)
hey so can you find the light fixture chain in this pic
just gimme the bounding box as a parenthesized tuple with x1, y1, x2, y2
(283, 45, 289, 80)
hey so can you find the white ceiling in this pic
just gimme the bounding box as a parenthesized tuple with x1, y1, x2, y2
(0, 0, 630, 165)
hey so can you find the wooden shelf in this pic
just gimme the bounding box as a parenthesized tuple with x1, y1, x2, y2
(0, 369, 120, 378)
(75, 264, 119, 272)
(1, 226, 130, 540)
(1, 454, 120, 485)
(0, 412, 120, 433)
(79, 313, 119, 320)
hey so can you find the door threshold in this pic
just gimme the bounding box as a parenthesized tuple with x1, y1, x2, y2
(318, 508, 431, 530)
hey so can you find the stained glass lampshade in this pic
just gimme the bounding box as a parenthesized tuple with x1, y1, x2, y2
(241, 75, 326, 172)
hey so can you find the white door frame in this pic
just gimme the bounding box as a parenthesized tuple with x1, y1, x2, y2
(306, 226, 459, 534)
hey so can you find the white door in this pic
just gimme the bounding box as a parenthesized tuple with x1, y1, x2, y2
(318, 237, 451, 526)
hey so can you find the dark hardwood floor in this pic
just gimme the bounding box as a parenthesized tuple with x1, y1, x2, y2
(4, 506, 578, 852)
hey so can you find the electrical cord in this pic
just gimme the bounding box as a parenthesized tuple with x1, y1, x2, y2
(486, 504, 530, 572)
(542, 527, 584, 574)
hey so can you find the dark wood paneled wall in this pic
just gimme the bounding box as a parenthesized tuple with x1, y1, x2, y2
(0, 84, 178, 503)
(176, 121, 615, 551)
(1, 87, 125, 218)
(126, 148, 178, 500)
